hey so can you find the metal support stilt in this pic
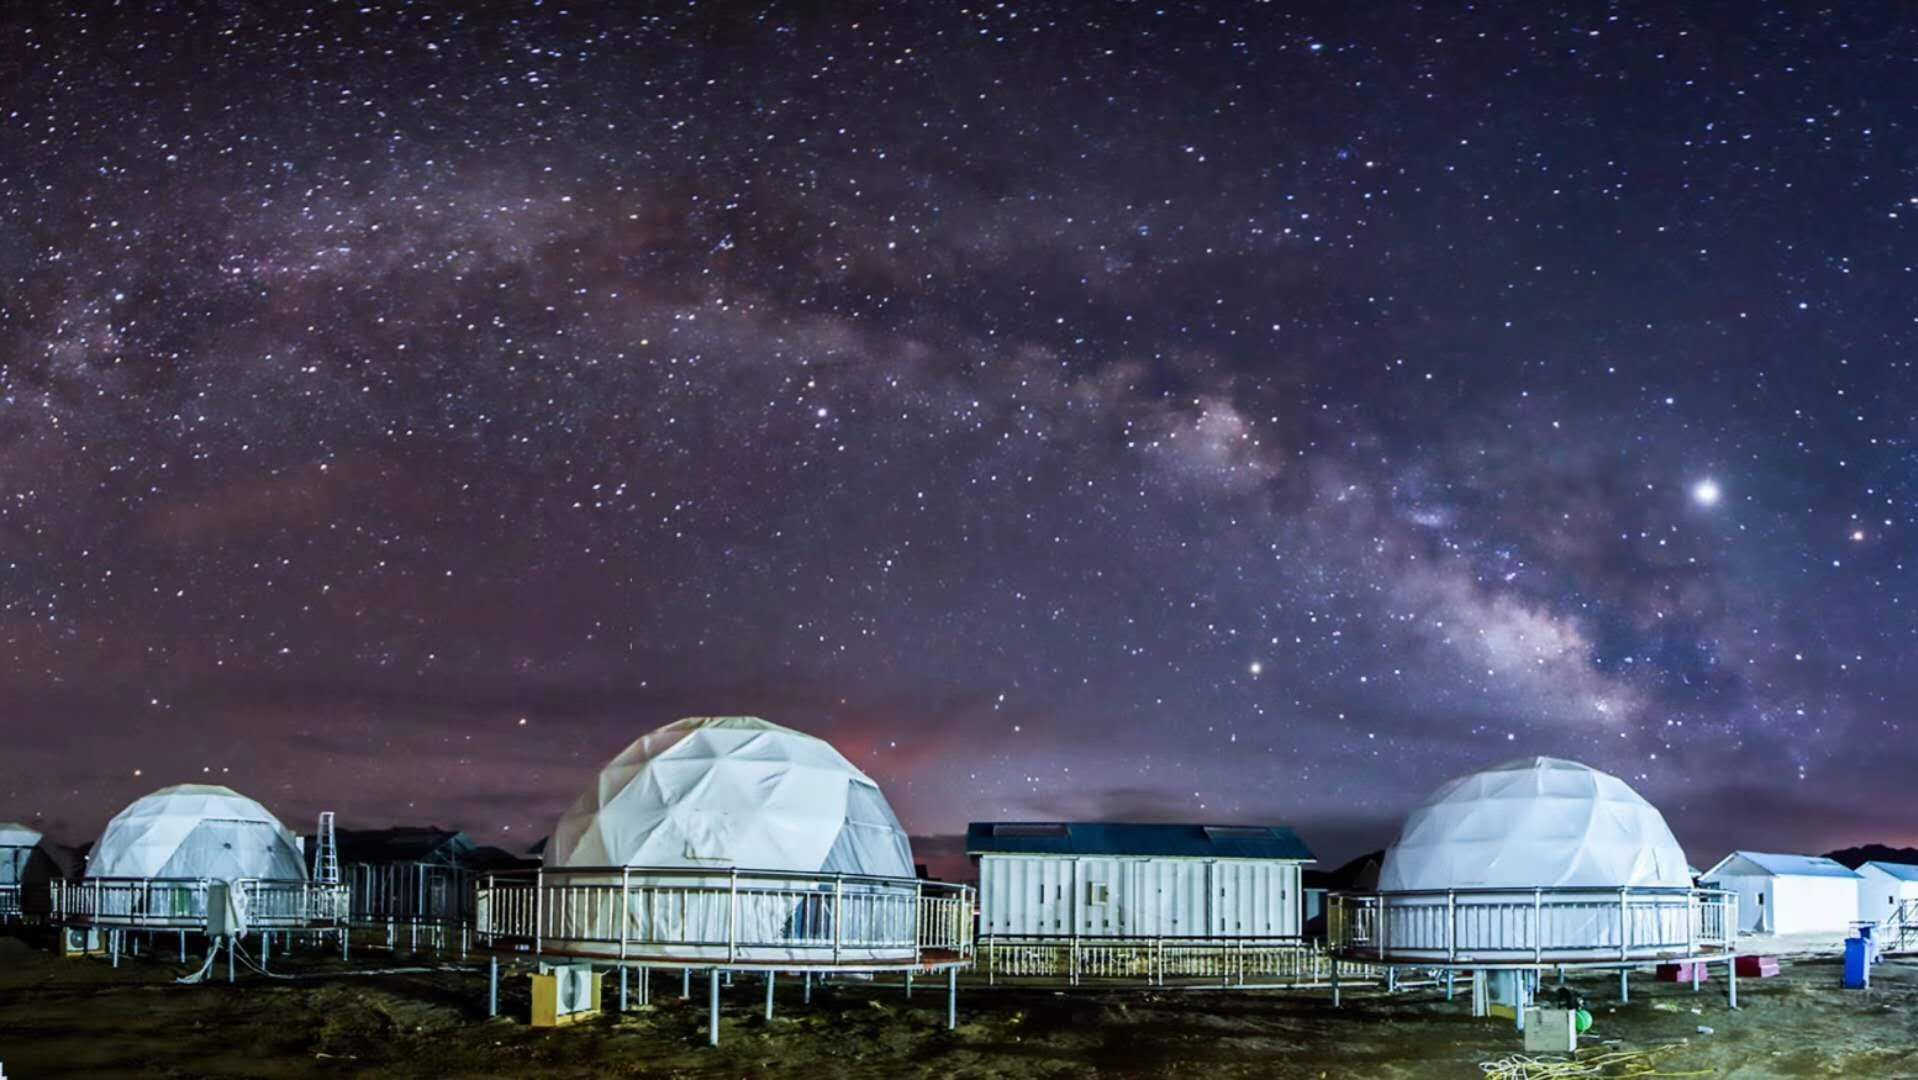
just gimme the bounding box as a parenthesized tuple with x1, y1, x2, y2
(765, 971, 775, 1021)
(947, 966, 957, 1030)
(708, 970, 721, 1047)
(180, 930, 187, 963)
(488, 956, 499, 1018)
(343, 926, 350, 961)
(639, 965, 648, 1005)
(1620, 967, 1629, 1003)
(461, 926, 468, 961)
(227, 936, 235, 984)
(683, 968, 691, 999)
(804, 970, 811, 1004)
(262, 931, 270, 974)
(1331, 959, 1341, 1008)
(1693, 960, 1701, 992)
(620, 965, 629, 1012)
(1728, 957, 1738, 1009)
(1445, 969, 1455, 1001)
(905, 970, 913, 999)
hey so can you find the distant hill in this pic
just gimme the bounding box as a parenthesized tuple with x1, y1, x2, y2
(1824, 844, 1918, 870)
(1304, 849, 1384, 891)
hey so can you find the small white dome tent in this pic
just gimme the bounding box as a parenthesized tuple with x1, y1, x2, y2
(1380, 756, 1691, 892)
(89, 784, 307, 883)
(554, 715, 913, 879)
(1, 822, 69, 920)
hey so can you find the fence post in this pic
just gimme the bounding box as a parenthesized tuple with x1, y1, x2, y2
(619, 869, 630, 963)
(727, 871, 739, 966)
(1618, 887, 1630, 962)
(831, 876, 843, 965)
(1446, 891, 1457, 965)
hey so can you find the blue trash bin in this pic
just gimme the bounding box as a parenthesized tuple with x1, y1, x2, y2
(1844, 936, 1871, 989)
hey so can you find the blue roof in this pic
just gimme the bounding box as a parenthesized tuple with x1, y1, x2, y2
(1722, 852, 1861, 879)
(1863, 861, 1918, 883)
(966, 822, 1313, 861)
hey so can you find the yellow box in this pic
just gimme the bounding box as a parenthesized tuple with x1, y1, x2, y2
(530, 968, 604, 1027)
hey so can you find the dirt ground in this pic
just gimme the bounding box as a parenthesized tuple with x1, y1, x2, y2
(4, 932, 1918, 1078)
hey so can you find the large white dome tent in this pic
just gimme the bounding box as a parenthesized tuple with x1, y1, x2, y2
(1379, 756, 1692, 893)
(1327, 756, 1739, 1021)
(552, 715, 914, 879)
(475, 716, 974, 1044)
(88, 784, 308, 883)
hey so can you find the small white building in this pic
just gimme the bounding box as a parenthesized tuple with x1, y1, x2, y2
(1701, 852, 1861, 935)
(967, 822, 1313, 939)
(1855, 861, 1918, 930)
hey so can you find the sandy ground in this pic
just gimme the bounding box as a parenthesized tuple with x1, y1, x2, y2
(4, 932, 1918, 1078)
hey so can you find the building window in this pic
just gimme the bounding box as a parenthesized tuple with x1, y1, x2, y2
(1086, 883, 1110, 906)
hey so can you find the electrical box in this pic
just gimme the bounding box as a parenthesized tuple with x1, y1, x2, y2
(531, 963, 603, 1027)
(1523, 1007, 1577, 1053)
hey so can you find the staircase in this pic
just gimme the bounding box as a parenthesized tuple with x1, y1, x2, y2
(314, 811, 340, 885)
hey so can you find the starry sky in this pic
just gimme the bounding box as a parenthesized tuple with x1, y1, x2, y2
(5, 2, 1916, 878)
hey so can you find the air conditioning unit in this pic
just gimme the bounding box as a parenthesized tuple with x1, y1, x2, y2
(530, 962, 603, 1027)
(58, 927, 102, 957)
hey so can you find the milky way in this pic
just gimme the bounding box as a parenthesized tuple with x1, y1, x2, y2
(4, 3, 1915, 873)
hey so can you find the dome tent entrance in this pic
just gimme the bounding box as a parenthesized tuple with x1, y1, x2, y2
(1331, 757, 1735, 969)
(477, 716, 972, 970)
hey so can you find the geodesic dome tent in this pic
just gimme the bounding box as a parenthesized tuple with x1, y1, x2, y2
(0, 822, 47, 888)
(1, 822, 74, 919)
(554, 716, 913, 877)
(88, 784, 307, 883)
(1353, 757, 1709, 963)
(1379, 756, 1691, 892)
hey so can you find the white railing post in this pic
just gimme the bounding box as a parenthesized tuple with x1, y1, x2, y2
(1618, 887, 1629, 962)
(1533, 887, 1544, 964)
(832, 875, 843, 964)
(1446, 891, 1457, 964)
(619, 869, 630, 962)
(727, 870, 739, 965)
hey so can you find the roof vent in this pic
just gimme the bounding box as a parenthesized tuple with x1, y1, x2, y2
(993, 823, 1069, 838)
(1203, 826, 1273, 841)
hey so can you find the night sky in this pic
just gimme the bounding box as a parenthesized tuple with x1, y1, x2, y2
(6, 3, 1916, 878)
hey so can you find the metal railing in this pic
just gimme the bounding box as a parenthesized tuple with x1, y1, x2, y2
(1888, 898, 1918, 955)
(51, 877, 348, 931)
(979, 934, 1374, 986)
(1328, 886, 1735, 966)
(475, 866, 973, 968)
(0, 884, 19, 920)
(348, 862, 474, 927)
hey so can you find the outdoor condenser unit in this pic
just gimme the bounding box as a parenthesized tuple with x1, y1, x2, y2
(530, 962, 603, 1027)
(59, 927, 102, 957)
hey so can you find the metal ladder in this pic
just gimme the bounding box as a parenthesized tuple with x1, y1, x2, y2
(314, 811, 340, 885)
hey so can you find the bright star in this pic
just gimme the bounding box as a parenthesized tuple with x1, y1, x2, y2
(1248, 661, 1263, 676)
(1691, 479, 1721, 507)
